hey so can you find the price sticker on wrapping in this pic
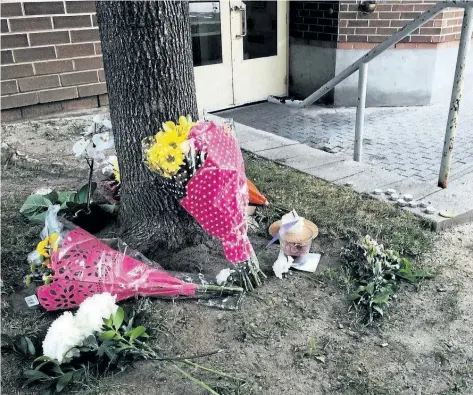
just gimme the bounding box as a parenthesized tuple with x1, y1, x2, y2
(25, 294, 40, 307)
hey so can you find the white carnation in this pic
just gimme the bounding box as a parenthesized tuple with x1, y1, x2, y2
(42, 312, 84, 363)
(75, 292, 118, 336)
(42, 293, 119, 364)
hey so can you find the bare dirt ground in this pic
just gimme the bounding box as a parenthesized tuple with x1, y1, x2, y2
(1, 113, 472, 395)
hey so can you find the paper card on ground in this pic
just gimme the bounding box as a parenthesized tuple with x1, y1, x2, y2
(292, 253, 321, 273)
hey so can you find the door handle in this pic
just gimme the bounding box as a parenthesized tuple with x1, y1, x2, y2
(233, 5, 247, 38)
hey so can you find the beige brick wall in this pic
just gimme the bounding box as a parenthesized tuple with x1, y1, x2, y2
(1, 0, 107, 120)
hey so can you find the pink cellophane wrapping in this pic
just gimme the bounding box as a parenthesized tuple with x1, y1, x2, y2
(37, 227, 197, 311)
(180, 121, 253, 264)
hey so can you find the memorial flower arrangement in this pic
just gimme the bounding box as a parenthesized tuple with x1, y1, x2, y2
(27, 205, 243, 311)
(142, 116, 266, 290)
(19, 293, 243, 394)
(19, 115, 118, 229)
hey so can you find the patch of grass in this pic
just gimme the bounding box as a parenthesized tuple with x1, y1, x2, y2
(292, 338, 327, 365)
(244, 153, 433, 256)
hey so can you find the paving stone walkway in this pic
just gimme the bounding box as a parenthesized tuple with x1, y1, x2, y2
(217, 89, 473, 183)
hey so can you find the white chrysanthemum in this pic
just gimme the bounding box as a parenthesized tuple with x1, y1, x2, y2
(75, 292, 118, 336)
(42, 312, 84, 363)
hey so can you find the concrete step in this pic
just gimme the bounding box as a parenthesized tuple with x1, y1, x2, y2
(208, 114, 473, 231)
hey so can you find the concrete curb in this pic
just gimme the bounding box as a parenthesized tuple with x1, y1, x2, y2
(208, 114, 473, 231)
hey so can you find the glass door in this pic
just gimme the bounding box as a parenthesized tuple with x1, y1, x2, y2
(191, 0, 288, 112)
(191, 1, 234, 112)
(230, 0, 288, 105)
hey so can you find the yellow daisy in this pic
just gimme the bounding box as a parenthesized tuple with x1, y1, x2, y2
(145, 144, 184, 177)
(36, 233, 60, 258)
(156, 128, 186, 149)
(157, 146, 184, 176)
(177, 115, 196, 139)
(162, 116, 195, 140)
(109, 156, 120, 182)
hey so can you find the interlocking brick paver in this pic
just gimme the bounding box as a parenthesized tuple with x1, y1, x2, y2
(218, 84, 473, 183)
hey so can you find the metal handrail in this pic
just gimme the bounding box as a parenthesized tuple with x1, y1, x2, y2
(297, 1, 473, 188)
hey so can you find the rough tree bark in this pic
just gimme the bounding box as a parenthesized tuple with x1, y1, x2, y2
(96, 1, 207, 253)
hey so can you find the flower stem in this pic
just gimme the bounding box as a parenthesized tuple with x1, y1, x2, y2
(86, 158, 94, 213)
(197, 284, 244, 295)
(172, 363, 219, 395)
(150, 349, 222, 362)
(182, 359, 245, 381)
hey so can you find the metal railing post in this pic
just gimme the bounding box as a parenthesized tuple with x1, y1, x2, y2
(438, 6, 473, 188)
(354, 63, 368, 162)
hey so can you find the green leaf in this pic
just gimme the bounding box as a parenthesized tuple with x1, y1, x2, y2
(98, 330, 116, 342)
(20, 195, 52, 215)
(103, 346, 117, 363)
(129, 326, 146, 342)
(27, 211, 47, 224)
(366, 282, 375, 295)
(23, 369, 51, 382)
(72, 369, 84, 382)
(373, 290, 392, 305)
(373, 305, 384, 316)
(103, 315, 113, 328)
(113, 307, 124, 330)
(22, 377, 42, 388)
(348, 293, 361, 301)
(398, 257, 409, 269)
(57, 191, 76, 204)
(18, 336, 28, 355)
(25, 337, 36, 356)
(33, 356, 53, 365)
(77, 182, 97, 203)
(43, 191, 59, 204)
(56, 371, 73, 393)
(82, 335, 98, 349)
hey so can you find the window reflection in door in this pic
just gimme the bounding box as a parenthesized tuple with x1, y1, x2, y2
(189, 1, 222, 66)
(243, 1, 277, 60)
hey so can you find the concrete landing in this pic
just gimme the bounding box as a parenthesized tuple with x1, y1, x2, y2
(208, 114, 473, 231)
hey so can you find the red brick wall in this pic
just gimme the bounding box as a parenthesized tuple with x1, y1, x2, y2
(1, 1, 107, 121)
(338, 1, 464, 49)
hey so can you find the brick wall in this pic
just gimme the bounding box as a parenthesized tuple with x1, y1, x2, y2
(289, 1, 466, 49)
(290, 1, 339, 42)
(1, 1, 108, 121)
(338, 1, 464, 49)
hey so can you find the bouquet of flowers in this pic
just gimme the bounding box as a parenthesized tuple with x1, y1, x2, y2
(28, 206, 243, 312)
(20, 292, 244, 394)
(142, 117, 266, 290)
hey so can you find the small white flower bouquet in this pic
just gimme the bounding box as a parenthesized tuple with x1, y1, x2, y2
(18, 292, 244, 394)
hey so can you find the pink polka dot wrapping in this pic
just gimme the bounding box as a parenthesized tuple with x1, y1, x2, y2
(181, 121, 251, 263)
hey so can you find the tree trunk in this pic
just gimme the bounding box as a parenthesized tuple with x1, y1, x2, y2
(96, 1, 207, 253)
